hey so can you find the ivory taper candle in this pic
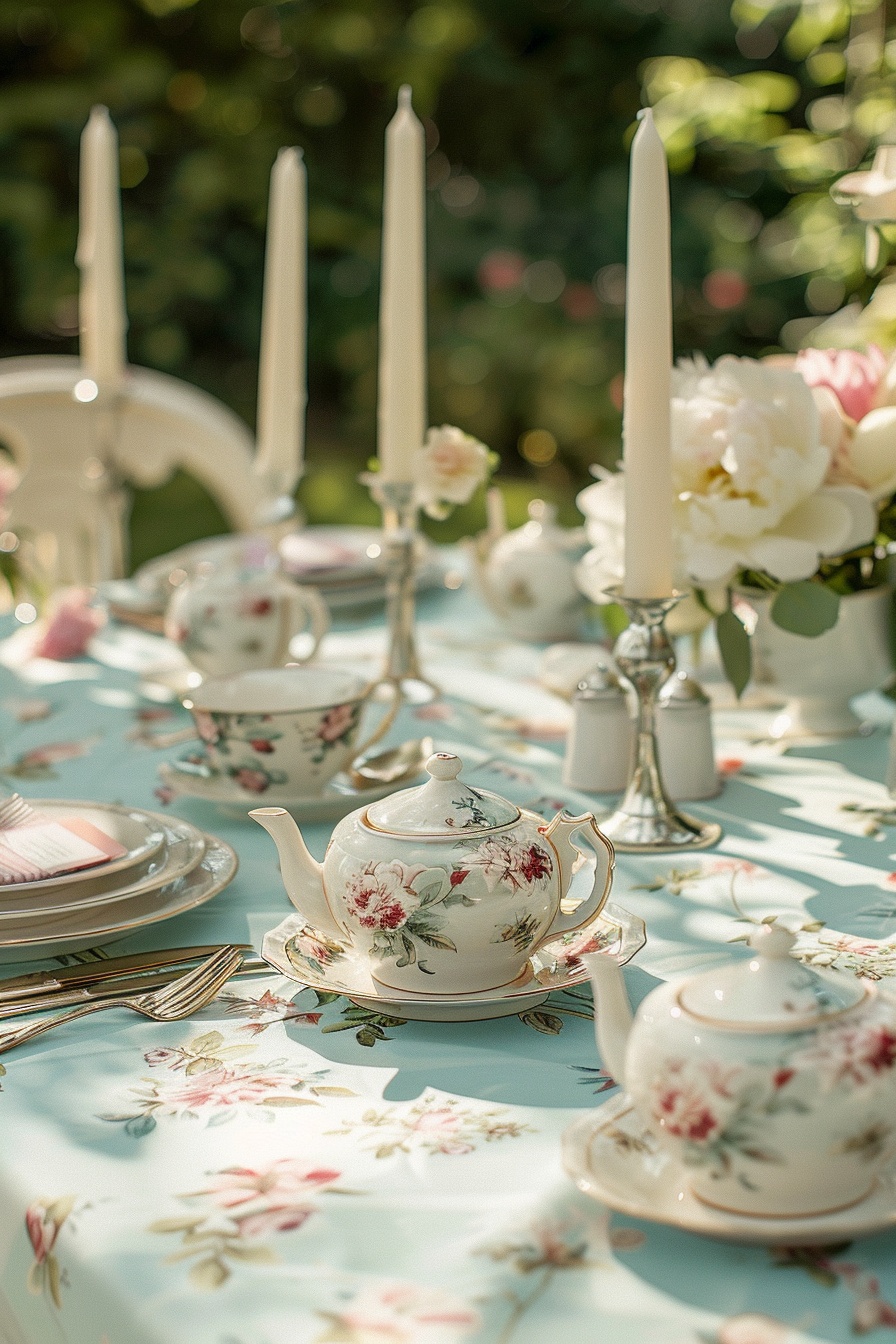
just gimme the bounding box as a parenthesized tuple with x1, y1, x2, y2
(76, 105, 127, 391)
(377, 85, 427, 486)
(622, 108, 674, 599)
(255, 146, 307, 494)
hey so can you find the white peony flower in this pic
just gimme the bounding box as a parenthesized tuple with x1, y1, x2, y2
(576, 356, 877, 594)
(848, 405, 896, 501)
(413, 425, 491, 518)
(672, 356, 875, 584)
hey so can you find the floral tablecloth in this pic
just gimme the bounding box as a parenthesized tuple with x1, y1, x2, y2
(2, 574, 896, 1344)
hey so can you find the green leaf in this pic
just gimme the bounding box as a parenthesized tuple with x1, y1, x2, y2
(414, 931, 457, 952)
(148, 1215, 206, 1235)
(415, 878, 447, 906)
(715, 606, 752, 698)
(518, 1009, 564, 1034)
(770, 580, 840, 637)
(188, 1256, 229, 1291)
(125, 1113, 156, 1138)
(188, 1031, 224, 1055)
(313, 990, 343, 1007)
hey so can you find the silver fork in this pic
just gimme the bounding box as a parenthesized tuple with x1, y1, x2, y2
(0, 946, 245, 1054)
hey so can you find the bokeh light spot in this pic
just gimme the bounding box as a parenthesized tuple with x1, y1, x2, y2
(297, 84, 345, 126)
(167, 71, 206, 112)
(519, 429, 558, 464)
(523, 260, 565, 304)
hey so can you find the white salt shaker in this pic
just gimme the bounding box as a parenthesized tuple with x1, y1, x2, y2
(656, 671, 719, 801)
(562, 665, 633, 794)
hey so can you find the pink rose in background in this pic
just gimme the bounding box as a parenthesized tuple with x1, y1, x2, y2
(32, 588, 106, 661)
(795, 346, 887, 423)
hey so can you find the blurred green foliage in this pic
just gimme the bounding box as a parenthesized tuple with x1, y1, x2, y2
(0, 0, 891, 563)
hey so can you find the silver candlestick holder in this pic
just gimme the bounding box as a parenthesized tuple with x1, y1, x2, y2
(600, 590, 722, 853)
(362, 479, 438, 746)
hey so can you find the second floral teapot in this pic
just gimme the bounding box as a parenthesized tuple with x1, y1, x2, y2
(252, 751, 614, 994)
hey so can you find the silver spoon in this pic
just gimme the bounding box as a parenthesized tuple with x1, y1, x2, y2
(348, 736, 434, 790)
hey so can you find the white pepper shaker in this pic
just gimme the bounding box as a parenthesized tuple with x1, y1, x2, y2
(562, 664, 633, 794)
(656, 670, 720, 801)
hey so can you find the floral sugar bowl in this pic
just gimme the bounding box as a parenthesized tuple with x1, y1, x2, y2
(584, 925, 896, 1219)
(252, 751, 614, 994)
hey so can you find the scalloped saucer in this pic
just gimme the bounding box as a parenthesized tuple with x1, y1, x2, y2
(262, 901, 645, 1022)
(158, 758, 411, 822)
(563, 1092, 896, 1246)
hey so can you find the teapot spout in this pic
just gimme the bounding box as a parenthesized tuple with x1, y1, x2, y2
(580, 952, 632, 1090)
(250, 807, 343, 941)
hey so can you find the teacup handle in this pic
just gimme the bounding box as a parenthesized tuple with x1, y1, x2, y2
(348, 681, 403, 758)
(280, 584, 330, 663)
(538, 812, 615, 943)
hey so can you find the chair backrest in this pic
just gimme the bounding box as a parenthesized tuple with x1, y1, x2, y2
(0, 355, 277, 586)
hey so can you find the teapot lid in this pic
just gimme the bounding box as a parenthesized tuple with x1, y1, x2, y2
(365, 752, 521, 837)
(678, 925, 867, 1030)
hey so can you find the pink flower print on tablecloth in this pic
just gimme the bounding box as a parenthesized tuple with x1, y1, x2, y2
(150, 1160, 345, 1291)
(249, 737, 275, 753)
(316, 1280, 480, 1344)
(318, 702, 357, 743)
(408, 1107, 475, 1156)
(32, 588, 105, 661)
(25, 1196, 76, 1308)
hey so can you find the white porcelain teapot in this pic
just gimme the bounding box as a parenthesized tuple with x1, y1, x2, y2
(252, 751, 614, 995)
(473, 499, 587, 641)
(584, 925, 896, 1218)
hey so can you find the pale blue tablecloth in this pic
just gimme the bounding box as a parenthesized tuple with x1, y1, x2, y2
(1, 575, 896, 1344)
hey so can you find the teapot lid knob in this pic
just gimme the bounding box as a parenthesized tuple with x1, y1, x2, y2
(425, 752, 463, 781)
(748, 924, 796, 959)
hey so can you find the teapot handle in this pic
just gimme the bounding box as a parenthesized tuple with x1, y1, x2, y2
(538, 812, 615, 943)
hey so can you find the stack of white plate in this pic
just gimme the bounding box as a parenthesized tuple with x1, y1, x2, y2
(0, 801, 237, 964)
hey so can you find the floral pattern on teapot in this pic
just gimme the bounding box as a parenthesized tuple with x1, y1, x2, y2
(339, 830, 555, 977)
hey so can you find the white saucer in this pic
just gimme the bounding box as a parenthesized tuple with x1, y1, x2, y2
(563, 1092, 896, 1246)
(158, 759, 419, 821)
(0, 834, 238, 963)
(262, 901, 645, 1022)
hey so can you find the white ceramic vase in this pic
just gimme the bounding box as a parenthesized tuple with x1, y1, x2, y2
(745, 585, 894, 737)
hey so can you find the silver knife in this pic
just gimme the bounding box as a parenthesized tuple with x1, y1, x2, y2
(0, 944, 258, 1003)
(0, 953, 271, 1019)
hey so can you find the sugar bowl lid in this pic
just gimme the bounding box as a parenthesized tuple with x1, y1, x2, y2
(365, 752, 520, 837)
(678, 925, 867, 1031)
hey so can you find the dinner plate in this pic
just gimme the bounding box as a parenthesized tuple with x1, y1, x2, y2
(563, 1092, 896, 1246)
(0, 834, 238, 963)
(262, 901, 646, 1021)
(0, 800, 167, 901)
(0, 815, 206, 919)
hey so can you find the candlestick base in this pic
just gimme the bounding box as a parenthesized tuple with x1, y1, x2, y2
(599, 590, 722, 854)
(361, 479, 439, 748)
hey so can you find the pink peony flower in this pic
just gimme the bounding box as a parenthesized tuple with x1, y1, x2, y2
(317, 702, 356, 743)
(26, 1206, 60, 1264)
(795, 346, 887, 424)
(202, 1160, 340, 1208)
(32, 588, 106, 661)
(162, 1066, 303, 1111)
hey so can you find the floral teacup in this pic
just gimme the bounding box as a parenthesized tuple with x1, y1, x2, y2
(182, 667, 373, 798)
(165, 567, 329, 678)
